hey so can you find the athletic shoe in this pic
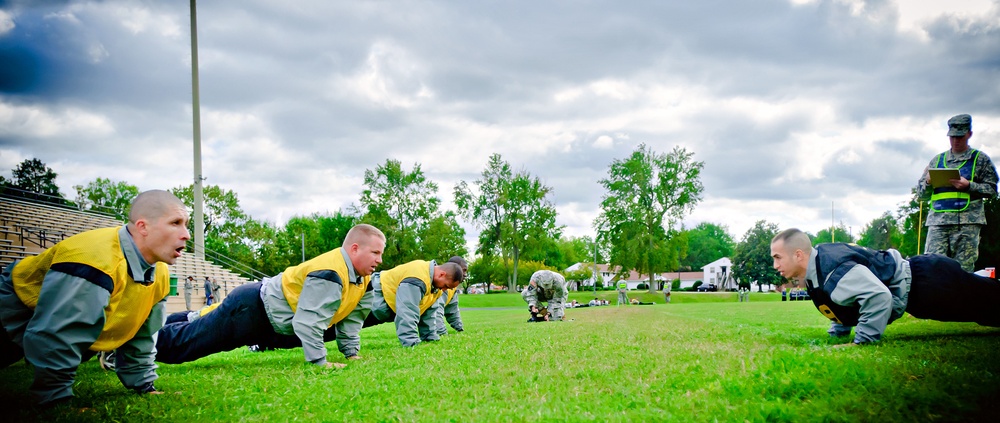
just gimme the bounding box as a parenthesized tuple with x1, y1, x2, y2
(99, 351, 116, 371)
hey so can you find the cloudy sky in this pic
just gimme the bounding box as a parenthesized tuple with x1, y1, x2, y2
(1, 0, 998, 250)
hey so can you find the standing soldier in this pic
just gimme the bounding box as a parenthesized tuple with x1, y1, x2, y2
(521, 270, 569, 321)
(203, 276, 214, 306)
(662, 281, 671, 304)
(183, 276, 194, 311)
(916, 114, 998, 271)
(211, 277, 221, 302)
(617, 280, 629, 306)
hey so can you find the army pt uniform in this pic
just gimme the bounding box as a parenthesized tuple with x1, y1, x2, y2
(0, 226, 168, 405)
(916, 115, 998, 271)
(521, 270, 568, 321)
(434, 288, 463, 335)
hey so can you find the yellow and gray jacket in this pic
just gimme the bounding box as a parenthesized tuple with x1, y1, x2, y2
(434, 288, 463, 335)
(0, 225, 168, 404)
(260, 247, 372, 365)
(370, 260, 444, 347)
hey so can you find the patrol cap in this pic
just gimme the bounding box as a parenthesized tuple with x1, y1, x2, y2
(947, 114, 972, 137)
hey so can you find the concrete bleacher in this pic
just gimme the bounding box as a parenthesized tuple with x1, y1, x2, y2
(0, 195, 254, 313)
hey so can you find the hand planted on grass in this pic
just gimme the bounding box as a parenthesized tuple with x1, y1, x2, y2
(347, 355, 362, 360)
(832, 342, 859, 349)
(324, 362, 347, 369)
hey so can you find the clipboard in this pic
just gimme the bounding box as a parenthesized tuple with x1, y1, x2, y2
(928, 168, 960, 188)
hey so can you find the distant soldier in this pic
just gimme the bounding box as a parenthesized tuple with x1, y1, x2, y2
(616, 280, 629, 306)
(183, 276, 194, 311)
(663, 282, 671, 304)
(203, 276, 214, 306)
(211, 278, 221, 302)
(435, 256, 467, 336)
(521, 270, 568, 321)
(363, 260, 464, 346)
(915, 114, 998, 271)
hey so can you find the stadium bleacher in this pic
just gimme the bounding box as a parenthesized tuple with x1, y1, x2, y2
(1, 195, 254, 313)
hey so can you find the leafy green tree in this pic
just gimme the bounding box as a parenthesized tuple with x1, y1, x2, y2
(731, 220, 782, 292)
(73, 177, 139, 221)
(559, 236, 601, 270)
(358, 159, 438, 268)
(455, 154, 560, 291)
(564, 265, 596, 291)
(420, 212, 468, 263)
(171, 184, 273, 277)
(171, 184, 249, 238)
(466, 255, 503, 292)
(596, 144, 704, 293)
(856, 212, 901, 251)
(680, 222, 735, 270)
(358, 159, 465, 269)
(896, 193, 928, 257)
(455, 154, 510, 264)
(245, 218, 285, 277)
(316, 212, 358, 253)
(814, 223, 856, 245)
(1, 158, 64, 203)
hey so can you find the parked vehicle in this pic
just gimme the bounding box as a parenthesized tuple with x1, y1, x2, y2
(788, 290, 811, 301)
(696, 284, 718, 292)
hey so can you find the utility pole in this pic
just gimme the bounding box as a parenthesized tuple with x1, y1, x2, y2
(190, 0, 205, 259)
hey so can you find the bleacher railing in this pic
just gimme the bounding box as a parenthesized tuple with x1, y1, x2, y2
(187, 240, 270, 282)
(2, 189, 269, 281)
(18, 225, 66, 248)
(0, 186, 123, 221)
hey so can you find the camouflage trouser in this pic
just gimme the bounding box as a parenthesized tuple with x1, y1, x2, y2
(546, 300, 565, 321)
(617, 290, 629, 305)
(924, 224, 981, 272)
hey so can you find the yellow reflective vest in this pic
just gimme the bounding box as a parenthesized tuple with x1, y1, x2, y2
(280, 248, 370, 326)
(379, 260, 442, 314)
(11, 226, 170, 351)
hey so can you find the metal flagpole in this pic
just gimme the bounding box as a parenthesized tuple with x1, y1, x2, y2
(190, 0, 205, 259)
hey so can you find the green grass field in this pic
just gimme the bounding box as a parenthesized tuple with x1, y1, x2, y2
(460, 290, 784, 308)
(2, 300, 999, 422)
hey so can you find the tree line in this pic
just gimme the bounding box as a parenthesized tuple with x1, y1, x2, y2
(3, 149, 997, 291)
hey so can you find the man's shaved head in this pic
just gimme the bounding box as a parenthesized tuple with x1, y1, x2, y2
(771, 228, 813, 255)
(441, 262, 464, 283)
(129, 190, 186, 223)
(344, 223, 386, 248)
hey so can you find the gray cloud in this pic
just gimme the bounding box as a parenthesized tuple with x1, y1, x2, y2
(1, 0, 999, 242)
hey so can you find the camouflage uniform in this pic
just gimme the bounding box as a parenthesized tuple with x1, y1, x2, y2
(916, 115, 998, 272)
(521, 270, 568, 321)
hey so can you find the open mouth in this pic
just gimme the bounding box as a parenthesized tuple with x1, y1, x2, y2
(174, 246, 184, 257)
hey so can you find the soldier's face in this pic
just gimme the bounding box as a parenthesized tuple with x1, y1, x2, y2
(138, 204, 191, 265)
(433, 273, 460, 290)
(950, 132, 971, 152)
(770, 240, 805, 281)
(349, 236, 385, 276)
